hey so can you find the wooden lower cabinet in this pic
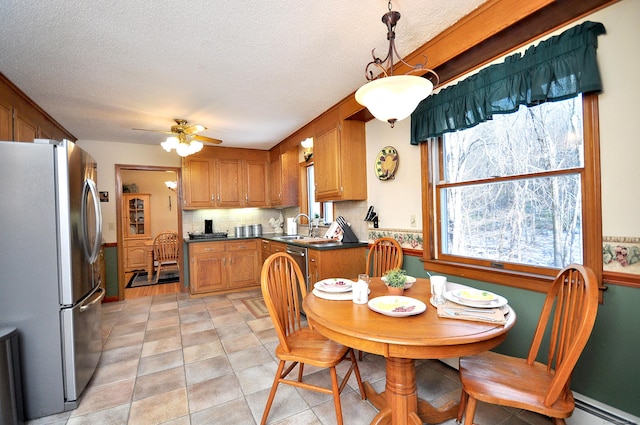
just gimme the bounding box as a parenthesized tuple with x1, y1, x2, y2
(123, 238, 151, 272)
(307, 246, 366, 286)
(260, 239, 286, 263)
(189, 240, 260, 295)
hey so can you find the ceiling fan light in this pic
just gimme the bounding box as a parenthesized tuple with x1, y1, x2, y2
(355, 75, 433, 125)
(175, 142, 192, 157)
(161, 136, 179, 152)
(190, 140, 203, 153)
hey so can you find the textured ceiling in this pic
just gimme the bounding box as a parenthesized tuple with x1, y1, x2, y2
(0, 1, 485, 150)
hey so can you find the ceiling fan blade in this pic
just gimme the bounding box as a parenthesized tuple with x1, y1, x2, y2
(192, 134, 222, 144)
(183, 124, 206, 134)
(132, 128, 173, 135)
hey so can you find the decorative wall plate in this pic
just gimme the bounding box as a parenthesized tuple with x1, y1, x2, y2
(375, 146, 399, 180)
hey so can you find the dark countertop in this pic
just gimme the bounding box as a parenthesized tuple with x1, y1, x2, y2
(184, 233, 368, 251)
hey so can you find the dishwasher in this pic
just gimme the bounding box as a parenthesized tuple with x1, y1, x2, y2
(285, 244, 309, 314)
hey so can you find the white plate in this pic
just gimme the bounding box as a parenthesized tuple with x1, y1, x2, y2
(452, 288, 497, 304)
(314, 278, 353, 293)
(367, 296, 427, 317)
(312, 288, 370, 301)
(444, 290, 508, 308)
(381, 275, 417, 289)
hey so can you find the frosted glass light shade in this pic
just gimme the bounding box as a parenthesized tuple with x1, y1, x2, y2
(355, 75, 433, 125)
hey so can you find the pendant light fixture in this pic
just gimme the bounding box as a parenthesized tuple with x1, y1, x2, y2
(355, 1, 439, 127)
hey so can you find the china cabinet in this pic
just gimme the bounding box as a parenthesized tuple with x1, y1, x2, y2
(121, 194, 151, 272)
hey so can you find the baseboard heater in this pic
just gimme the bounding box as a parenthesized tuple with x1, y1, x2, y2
(570, 395, 638, 425)
(438, 358, 639, 425)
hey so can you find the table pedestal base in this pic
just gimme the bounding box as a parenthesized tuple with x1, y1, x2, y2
(365, 358, 459, 425)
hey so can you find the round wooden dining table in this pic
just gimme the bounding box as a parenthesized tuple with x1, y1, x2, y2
(303, 277, 516, 425)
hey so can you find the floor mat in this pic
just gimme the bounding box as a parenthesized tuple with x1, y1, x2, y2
(242, 297, 270, 319)
(127, 271, 179, 288)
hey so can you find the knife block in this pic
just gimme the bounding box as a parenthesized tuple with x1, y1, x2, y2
(339, 222, 359, 243)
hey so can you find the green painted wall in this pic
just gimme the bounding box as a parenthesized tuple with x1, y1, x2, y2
(402, 255, 640, 417)
(103, 245, 119, 298)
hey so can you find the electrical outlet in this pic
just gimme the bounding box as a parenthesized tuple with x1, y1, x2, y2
(108, 222, 115, 231)
(410, 214, 416, 227)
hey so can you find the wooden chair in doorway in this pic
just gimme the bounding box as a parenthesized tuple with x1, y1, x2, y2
(457, 264, 599, 425)
(367, 237, 403, 277)
(153, 231, 180, 283)
(260, 252, 365, 425)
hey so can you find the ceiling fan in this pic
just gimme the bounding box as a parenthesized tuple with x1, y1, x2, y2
(133, 118, 222, 156)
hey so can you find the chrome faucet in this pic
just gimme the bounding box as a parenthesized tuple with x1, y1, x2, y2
(293, 213, 313, 237)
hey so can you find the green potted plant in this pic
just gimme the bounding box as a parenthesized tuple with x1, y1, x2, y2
(385, 268, 407, 295)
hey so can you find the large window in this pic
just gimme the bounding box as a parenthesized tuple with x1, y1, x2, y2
(423, 94, 600, 288)
(439, 96, 584, 269)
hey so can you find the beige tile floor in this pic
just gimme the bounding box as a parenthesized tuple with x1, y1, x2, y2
(26, 290, 553, 425)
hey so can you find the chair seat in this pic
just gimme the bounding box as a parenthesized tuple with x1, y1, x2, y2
(275, 328, 350, 367)
(460, 351, 575, 418)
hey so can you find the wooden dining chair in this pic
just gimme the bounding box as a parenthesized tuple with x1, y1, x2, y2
(456, 264, 599, 425)
(260, 252, 365, 425)
(152, 231, 180, 282)
(366, 237, 403, 277)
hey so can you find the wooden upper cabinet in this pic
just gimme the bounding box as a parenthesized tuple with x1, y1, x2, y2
(269, 145, 299, 207)
(183, 157, 216, 208)
(182, 146, 270, 209)
(244, 159, 269, 207)
(216, 157, 242, 207)
(13, 111, 37, 142)
(0, 103, 11, 141)
(313, 105, 367, 202)
(0, 73, 75, 143)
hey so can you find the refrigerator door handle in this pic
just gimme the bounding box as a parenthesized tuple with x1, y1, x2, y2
(81, 178, 103, 264)
(79, 287, 105, 313)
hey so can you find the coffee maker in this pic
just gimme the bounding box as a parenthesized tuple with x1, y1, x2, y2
(204, 219, 213, 234)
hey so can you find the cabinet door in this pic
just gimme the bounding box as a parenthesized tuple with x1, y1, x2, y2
(123, 194, 151, 238)
(314, 126, 342, 200)
(14, 111, 37, 142)
(228, 250, 259, 289)
(183, 158, 215, 208)
(190, 252, 226, 294)
(269, 155, 282, 206)
(0, 103, 11, 140)
(124, 239, 151, 271)
(126, 246, 148, 270)
(280, 147, 299, 206)
(308, 247, 366, 284)
(216, 158, 242, 207)
(308, 250, 320, 286)
(244, 159, 269, 207)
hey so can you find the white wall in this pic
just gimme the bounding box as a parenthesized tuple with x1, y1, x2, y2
(364, 118, 423, 231)
(587, 0, 640, 237)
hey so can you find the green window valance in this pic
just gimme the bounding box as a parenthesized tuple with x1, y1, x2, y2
(410, 21, 606, 144)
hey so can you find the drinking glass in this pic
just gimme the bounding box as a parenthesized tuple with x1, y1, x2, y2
(431, 275, 447, 305)
(353, 274, 370, 304)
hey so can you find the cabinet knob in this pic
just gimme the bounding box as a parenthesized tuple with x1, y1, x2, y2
(211, 194, 215, 201)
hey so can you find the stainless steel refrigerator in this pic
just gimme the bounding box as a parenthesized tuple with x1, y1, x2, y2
(0, 139, 104, 420)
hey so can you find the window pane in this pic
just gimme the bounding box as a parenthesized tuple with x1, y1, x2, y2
(443, 96, 583, 183)
(441, 174, 583, 268)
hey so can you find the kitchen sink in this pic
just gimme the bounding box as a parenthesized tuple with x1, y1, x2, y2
(275, 235, 335, 244)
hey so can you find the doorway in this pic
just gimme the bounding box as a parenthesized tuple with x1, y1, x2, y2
(115, 164, 184, 300)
